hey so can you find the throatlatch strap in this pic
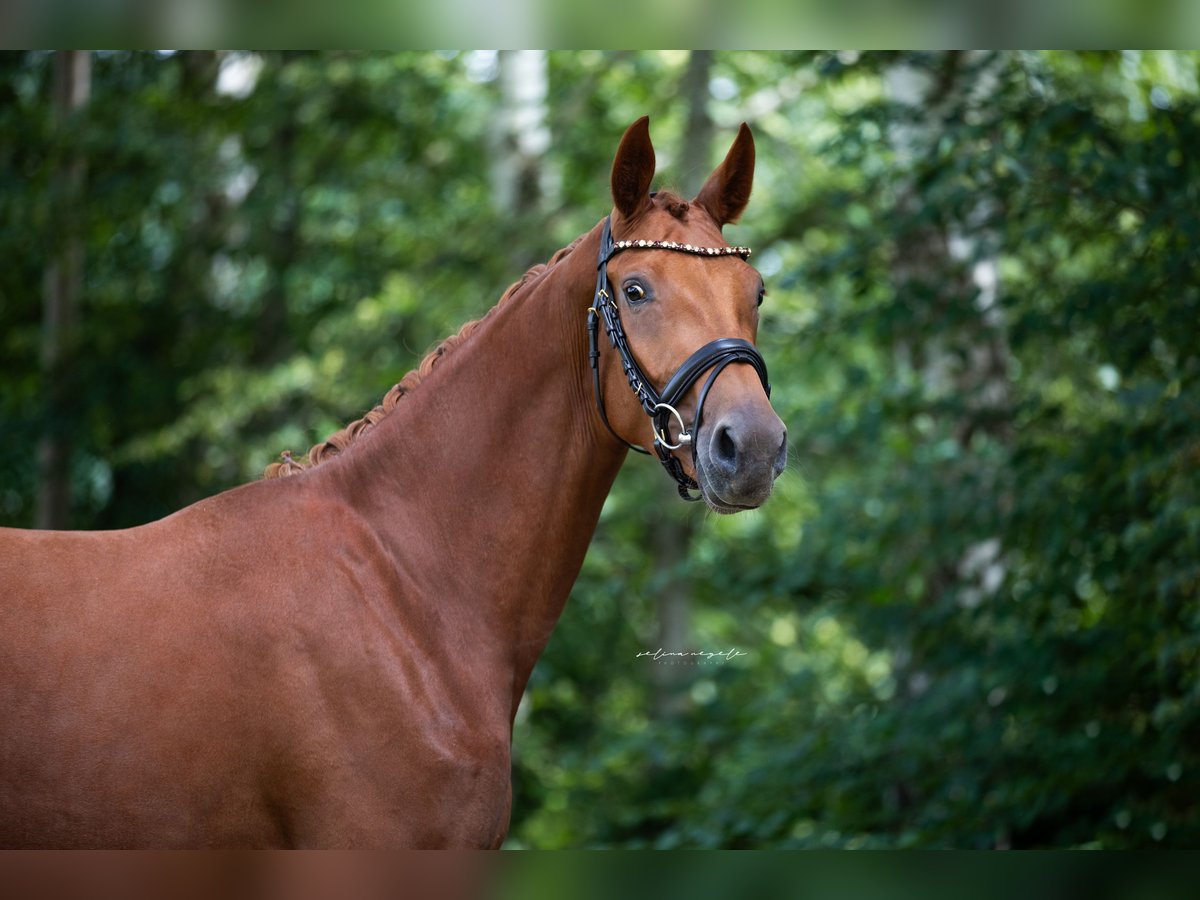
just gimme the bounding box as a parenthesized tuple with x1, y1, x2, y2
(588, 304, 651, 456)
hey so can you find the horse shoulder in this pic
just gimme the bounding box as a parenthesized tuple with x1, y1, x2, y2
(222, 495, 515, 847)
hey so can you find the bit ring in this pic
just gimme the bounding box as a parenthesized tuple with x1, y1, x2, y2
(652, 402, 691, 450)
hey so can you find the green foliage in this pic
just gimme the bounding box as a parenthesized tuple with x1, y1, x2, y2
(2, 51, 1197, 847)
(511, 51, 1200, 849)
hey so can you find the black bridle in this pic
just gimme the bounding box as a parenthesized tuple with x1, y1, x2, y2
(587, 216, 771, 501)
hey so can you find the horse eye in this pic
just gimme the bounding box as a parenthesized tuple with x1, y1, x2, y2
(757, 286, 767, 308)
(624, 282, 648, 303)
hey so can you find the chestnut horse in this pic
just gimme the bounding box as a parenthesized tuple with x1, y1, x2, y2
(0, 117, 786, 848)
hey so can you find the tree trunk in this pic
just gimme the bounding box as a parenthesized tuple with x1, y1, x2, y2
(678, 51, 714, 196)
(252, 54, 303, 366)
(490, 51, 550, 219)
(886, 53, 1010, 438)
(649, 50, 714, 720)
(884, 52, 1013, 843)
(36, 50, 90, 530)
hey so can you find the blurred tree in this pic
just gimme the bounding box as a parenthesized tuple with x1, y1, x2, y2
(491, 50, 551, 216)
(35, 50, 89, 529)
(510, 50, 1200, 849)
(649, 49, 714, 721)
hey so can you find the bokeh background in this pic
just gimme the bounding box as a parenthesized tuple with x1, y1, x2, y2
(2, 51, 1197, 848)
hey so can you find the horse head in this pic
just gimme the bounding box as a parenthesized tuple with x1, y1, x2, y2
(592, 116, 787, 512)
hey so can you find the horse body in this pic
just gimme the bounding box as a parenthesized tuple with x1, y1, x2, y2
(0, 118, 785, 847)
(1, 232, 617, 848)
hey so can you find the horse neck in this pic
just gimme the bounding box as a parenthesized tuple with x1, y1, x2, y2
(319, 222, 625, 709)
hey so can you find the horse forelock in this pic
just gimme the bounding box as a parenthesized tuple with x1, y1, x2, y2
(263, 233, 587, 480)
(651, 190, 691, 220)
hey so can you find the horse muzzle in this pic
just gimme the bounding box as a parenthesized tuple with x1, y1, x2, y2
(695, 405, 788, 512)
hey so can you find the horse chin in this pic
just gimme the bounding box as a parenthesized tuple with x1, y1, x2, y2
(694, 463, 772, 515)
(703, 493, 758, 515)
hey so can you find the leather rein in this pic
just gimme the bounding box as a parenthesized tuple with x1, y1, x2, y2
(587, 216, 771, 501)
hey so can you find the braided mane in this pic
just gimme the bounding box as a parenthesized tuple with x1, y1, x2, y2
(264, 234, 586, 479)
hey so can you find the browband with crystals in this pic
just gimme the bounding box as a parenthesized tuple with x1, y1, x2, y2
(609, 239, 751, 258)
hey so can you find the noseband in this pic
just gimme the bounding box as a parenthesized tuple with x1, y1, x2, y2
(587, 216, 771, 501)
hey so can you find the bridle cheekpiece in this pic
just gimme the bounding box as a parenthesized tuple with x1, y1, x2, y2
(587, 216, 771, 501)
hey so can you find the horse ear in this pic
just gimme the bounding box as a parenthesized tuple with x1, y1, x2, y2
(694, 122, 755, 227)
(610, 116, 656, 220)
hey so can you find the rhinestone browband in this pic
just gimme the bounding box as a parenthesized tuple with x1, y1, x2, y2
(611, 239, 751, 259)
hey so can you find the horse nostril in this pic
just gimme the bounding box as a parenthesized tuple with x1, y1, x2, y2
(713, 423, 739, 472)
(773, 432, 788, 479)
